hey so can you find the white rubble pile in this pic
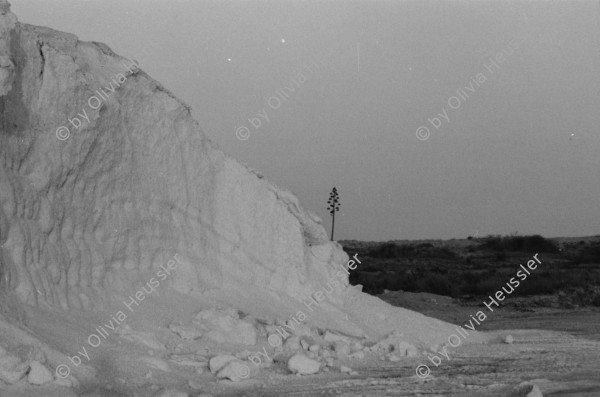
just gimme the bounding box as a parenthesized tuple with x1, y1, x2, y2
(0, 344, 62, 386)
(193, 309, 257, 346)
(369, 330, 420, 358)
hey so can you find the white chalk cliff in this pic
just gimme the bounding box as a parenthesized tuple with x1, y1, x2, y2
(0, 1, 482, 387)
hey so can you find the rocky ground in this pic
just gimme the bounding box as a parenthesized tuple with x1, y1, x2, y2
(1, 291, 599, 396)
(231, 296, 600, 397)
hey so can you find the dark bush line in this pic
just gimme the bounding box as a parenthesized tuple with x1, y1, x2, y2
(571, 245, 600, 264)
(367, 242, 456, 259)
(344, 236, 600, 307)
(480, 234, 558, 253)
(350, 266, 600, 303)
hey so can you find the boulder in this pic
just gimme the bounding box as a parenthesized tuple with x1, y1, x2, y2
(216, 360, 253, 382)
(395, 341, 419, 357)
(333, 341, 350, 356)
(511, 382, 543, 397)
(287, 353, 320, 375)
(208, 355, 238, 373)
(27, 360, 54, 385)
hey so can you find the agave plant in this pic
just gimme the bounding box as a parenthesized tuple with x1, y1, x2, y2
(327, 187, 340, 241)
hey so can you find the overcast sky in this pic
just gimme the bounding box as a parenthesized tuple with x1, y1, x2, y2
(12, 0, 600, 241)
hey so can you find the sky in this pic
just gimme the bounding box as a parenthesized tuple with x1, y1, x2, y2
(11, 0, 600, 241)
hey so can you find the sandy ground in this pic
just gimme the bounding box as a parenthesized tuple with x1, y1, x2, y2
(249, 331, 600, 397)
(2, 291, 599, 396)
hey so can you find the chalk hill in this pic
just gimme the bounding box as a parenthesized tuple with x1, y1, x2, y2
(0, 1, 477, 387)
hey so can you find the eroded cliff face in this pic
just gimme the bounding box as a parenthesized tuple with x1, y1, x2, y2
(0, 1, 350, 315)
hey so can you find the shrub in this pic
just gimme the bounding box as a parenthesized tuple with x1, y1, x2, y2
(558, 286, 600, 308)
(515, 272, 558, 295)
(495, 251, 507, 261)
(463, 274, 506, 296)
(575, 245, 600, 264)
(435, 247, 457, 259)
(593, 293, 600, 307)
(368, 243, 414, 259)
(519, 235, 559, 252)
(417, 273, 459, 297)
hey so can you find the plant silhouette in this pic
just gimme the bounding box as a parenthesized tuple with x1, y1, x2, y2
(327, 187, 340, 241)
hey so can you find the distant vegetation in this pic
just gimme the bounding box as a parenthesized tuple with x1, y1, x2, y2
(573, 244, 600, 264)
(343, 235, 600, 308)
(480, 234, 558, 253)
(368, 242, 457, 260)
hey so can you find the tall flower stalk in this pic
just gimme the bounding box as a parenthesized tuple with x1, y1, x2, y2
(327, 187, 340, 241)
